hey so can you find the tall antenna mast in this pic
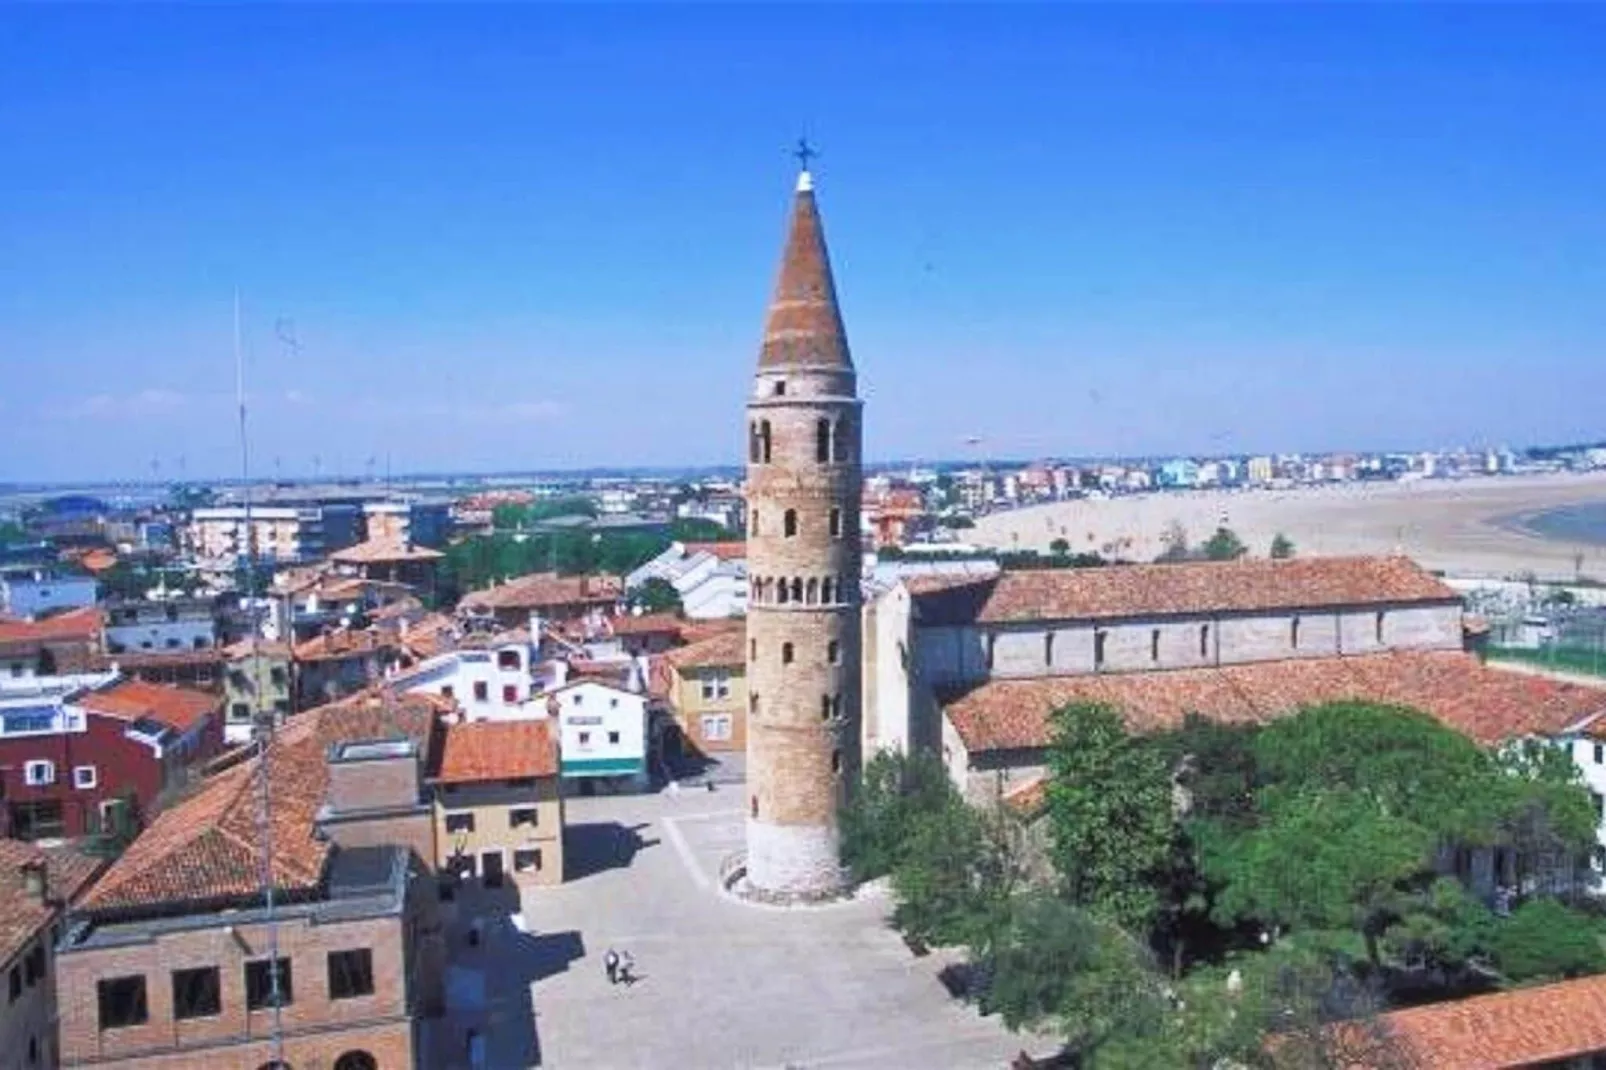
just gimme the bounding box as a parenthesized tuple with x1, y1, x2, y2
(239, 291, 286, 1062)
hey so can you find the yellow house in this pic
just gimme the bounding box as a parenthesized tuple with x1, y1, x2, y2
(662, 629, 747, 755)
(428, 718, 565, 887)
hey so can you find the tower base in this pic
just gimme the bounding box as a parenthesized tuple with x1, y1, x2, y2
(743, 819, 845, 901)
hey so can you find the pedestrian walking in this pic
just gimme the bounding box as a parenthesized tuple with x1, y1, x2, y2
(618, 951, 638, 987)
(604, 948, 620, 985)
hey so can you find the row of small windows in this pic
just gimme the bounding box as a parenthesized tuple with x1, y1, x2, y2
(750, 576, 853, 606)
(96, 951, 374, 1031)
(750, 507, 844, 538)
(746, 689, 843, 720)
(772, 639, 842, 666)
(990, 612, 1392, 669)
(747, 419, 851, 465)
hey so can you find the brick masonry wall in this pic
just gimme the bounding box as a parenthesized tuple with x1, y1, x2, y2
(916, 602, 1465, 685)
(58, 911, 410, 1066)
(745, 366, 862, 897)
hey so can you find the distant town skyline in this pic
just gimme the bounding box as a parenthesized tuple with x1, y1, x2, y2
(3, 5, 1603, 482)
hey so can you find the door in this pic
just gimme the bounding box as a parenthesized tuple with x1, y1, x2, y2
(481, 850, 504, 888)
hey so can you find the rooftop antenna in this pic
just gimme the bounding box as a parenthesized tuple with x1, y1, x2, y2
(238, 290, 287, 1063)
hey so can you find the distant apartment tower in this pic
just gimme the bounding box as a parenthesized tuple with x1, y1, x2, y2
(743, 164, 863, 899)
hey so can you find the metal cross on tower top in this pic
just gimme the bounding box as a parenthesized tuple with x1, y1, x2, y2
(794, 137, 818, 172)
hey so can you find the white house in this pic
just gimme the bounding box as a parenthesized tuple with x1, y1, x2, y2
(548, 679, 649, 791)
(625, 541, 747, 619)
(393, 642, 536, 720)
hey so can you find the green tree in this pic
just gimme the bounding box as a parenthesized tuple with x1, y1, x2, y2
(630, 577, 683, 615)
(1202, 526, 1248, 561)
(668, 517, 738, 543)
(1489, 898, 1606, 982)
(0, 520, 26, 548)
(1049, 537, 1071, 557)
(841, 750, 960, 882)
(1270, 532, 1296, 559)
(890, 799, 991, 947)
(1045, 702, 1175, 930)
(984, 891, 1166, 1056)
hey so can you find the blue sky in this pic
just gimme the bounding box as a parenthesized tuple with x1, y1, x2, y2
(2, 5, 1603, 481)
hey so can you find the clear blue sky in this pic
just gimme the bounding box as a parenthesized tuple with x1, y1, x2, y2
(2, 5, 1603, 482)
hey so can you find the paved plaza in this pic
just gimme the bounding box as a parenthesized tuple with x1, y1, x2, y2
(435, 786, 1046, 1069)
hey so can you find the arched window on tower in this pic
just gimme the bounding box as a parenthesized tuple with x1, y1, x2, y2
(748, 421, 762, 464)
(816, 418, 831, 463)
(805, 578, 818, 604)
(750, 509, 760, 536)
(777, 579, 790, 605)
(829, 508, 842, 537)
(782, 642, 794, 665)
(784, 509, 798, 537)
(832, 420, 849, 464)
(828, 639, 840, 665)
(760, 420, 773, 463)
(821, 695, 832, 721)
(821, 578, 835, 604)
(790, 577, 803, 604)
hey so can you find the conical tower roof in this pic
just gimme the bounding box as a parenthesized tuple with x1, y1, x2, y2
(758, 171, 854, 371)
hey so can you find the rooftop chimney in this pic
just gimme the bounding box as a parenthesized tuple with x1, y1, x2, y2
(20, 860, 47, 904)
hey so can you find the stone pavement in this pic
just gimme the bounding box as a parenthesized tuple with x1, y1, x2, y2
(436, 786, 1045, 1069)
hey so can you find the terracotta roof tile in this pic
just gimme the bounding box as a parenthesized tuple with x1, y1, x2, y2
(292, 628, 397, 663)
(429, 719, 557, 784)
(916, 556, 1459, 627)
(663, 629, 746, 671)
(944, 652, 1606, 754)
(459, 572, 622, 613)
(681, 541, 746, 562)
(0, 606, 102, 645)
(79, 678, 220, 733)
(80, 689, 438, 915)
(609, 612, 685, 637)
(1327, 973, 1606, 1068)
(0, 841, 103, 968)
(330, 537, 444, 565)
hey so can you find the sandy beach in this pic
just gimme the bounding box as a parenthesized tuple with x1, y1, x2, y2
(969, 472, 1606, 582)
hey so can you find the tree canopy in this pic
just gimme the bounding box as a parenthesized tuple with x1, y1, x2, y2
(1202, 526, 1249, 561)
(1270, 532, 1296, 559)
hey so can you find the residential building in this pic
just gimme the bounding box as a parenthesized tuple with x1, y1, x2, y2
(0, 675, 221, 841)
(625, 542, 746, 620)
(273, 572, 416, 644)
(362, 500, 452, 549)
(222, 640, 294, 746)
(862, 487, 926, 550)
(661, 629, 747, 755)
(293, 629, 403, 709)
(330, 538, 444, 595)
(102, 597, 217, 656)
(548, 678, 649, 790)
(98, 648, 226, 694)
(54, 691, 448, 1070)
(429, 718, 565, 887)
(0, 841, 102, 1070)
(187, 502, 362, 570)
(1245, 455, 1275, 484)
(606, 612, 685, 657)
(0, 569, 98, 620)
(394, 642, 535, 721)
(0, 607, 102, 680)
(458, 572, 621, 629)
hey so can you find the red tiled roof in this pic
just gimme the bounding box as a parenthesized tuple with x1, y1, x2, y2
(79, 678, 220, 733)
(663, 629, 746, 671)
(1001, 775, 1048, 819)
(676, 618, 744, 645)
(944, 651, 1606, 754)
(80, 690, 440, 914)
(916, 556, 1459, 627)
(0, 841, 102, 968)
(99, 648, 225, 669)
(610, 612, 684, 637)
(1323, 973, 1606, 1068)
(0, 606, 102, 646)
(292, 628, 396, 663)
(429, 719, 557, 784)
(330, 537, 444, 565)
(681, 541, 746, 562)
(459, 572, 622, 613)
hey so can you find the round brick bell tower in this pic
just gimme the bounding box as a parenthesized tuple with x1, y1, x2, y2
(742, 164, 863, 900)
